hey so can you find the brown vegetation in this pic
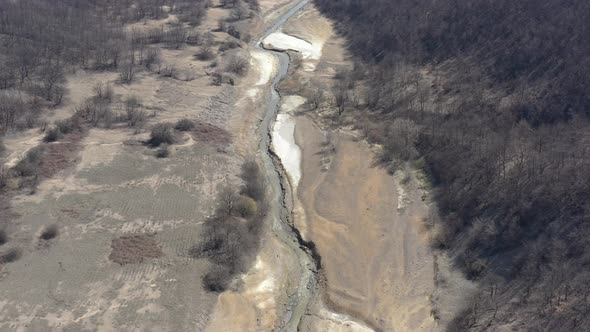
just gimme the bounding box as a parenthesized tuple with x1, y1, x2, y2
(40, 224, 58, 241)
(148, 123, 176, 147)
(191, 121, 233, 146)
(0, 248, 21, 264)
(190, 159, 266, 292)
(109, 234, 163, 265)
(314, 0, 590, 330)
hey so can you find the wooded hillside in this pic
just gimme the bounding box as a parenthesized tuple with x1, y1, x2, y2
(314, 0, 590, 330)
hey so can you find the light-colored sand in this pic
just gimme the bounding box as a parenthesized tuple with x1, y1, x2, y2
(263, 32, 321, 60)
(205, 234, 302, 332)
(271, 95, 306, 192)
(262, 31, 323, 71)
(295, 118, 438, 331)
(251, 50, 276, 86)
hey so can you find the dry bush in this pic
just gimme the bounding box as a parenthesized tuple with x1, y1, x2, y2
(191, 158, 267, 292)
(93, 83, 114, 103)
(0, 248, 21, 264)
(119, 62, 135, 84)
(156, 144, 170, 158)
(191, 121, 232, 146)
(43, 126, 63, 142)
(143, 48, 161, 69)
(175, 118, 195, 131)
(236, 195, 257, 218)
(224, 52, 249, 76)
(160, 65, 177, 78)
(56, 118, 77, 134)
(14, 146, 44, 177)
(77, 96, 114, 128)
(148, 123, 175, 147)
(125, 95, 146, 129)
(109, 234, 163, 265)
(196, 46, 215, 61)
(0, 229, 7, 246)
(218, 39, 241, 52)
(240, 159, 264, 201)
(40, 224, 58, 240)
(210, 71, 234, 86)
(202, 265, 232, 292)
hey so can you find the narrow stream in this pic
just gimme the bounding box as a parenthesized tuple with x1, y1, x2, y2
(253, 1, 317, 331)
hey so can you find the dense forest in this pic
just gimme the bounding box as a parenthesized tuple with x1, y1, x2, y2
(314, 0, 590, 330)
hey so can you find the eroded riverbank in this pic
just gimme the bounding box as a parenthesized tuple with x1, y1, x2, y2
(265, 3, 472, 331)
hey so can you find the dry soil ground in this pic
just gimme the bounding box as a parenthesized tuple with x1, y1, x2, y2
(0, 1, 297, 330)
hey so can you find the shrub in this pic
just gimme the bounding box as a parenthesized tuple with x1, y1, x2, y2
(202, 265, 232, 292)
(43, 127, 63, 142)
(148, 123, 175, 146)
(125, 95, 146, 128)
(0, 229, 7, 245)
(225, 53, 249, 77)
(175, 118, 195, 131)
(156, 144, 170, 158)
(93, 83, 114, 103)
(186, 32, 202, 45)
(236, 195, 257, 218)
(14, 146, 44, 177)
(55, 118, 76, 134)
(196, 46, 215, 61)
(0, 248, 21, 264)
(240, 160, 264, 201)
(40, 224, 58, 240)
(160, 65, 177, 78)
(218, 39, 241, 52)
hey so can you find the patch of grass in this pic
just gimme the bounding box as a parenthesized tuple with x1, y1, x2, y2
(191, 121, 232, 146)
(109, 234, 163, 265)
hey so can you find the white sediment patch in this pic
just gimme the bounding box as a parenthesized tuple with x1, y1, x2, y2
(262, 32, 323, 71)
(317, 307, 375, 332)
(251, 50, 276, 86)
(271, 95, 306, 192)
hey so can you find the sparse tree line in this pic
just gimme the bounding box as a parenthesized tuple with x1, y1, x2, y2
(0, 0, 212, 134)
(190, 159, 267, 292)
(314, 0, 590, 330)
